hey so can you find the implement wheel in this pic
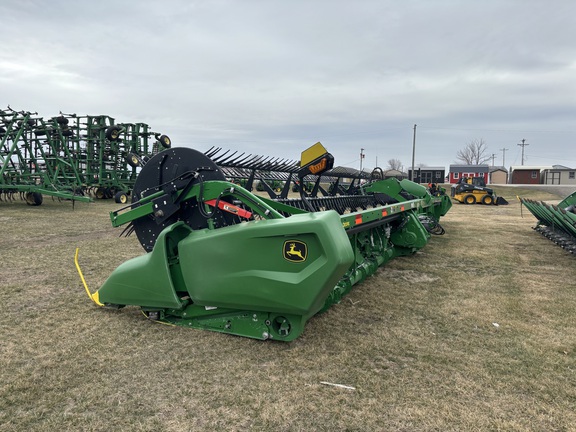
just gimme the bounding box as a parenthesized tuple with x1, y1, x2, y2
(126, 153, 141, 168)
(25, 192, 43, 206)
(482, 194, 494, 205)
(114, 191, 129, 204)
(159, 134, 171, 148)
(463, 194, 476, 205)
(95, 187, 106, 199)
(105, 125, 122, 141)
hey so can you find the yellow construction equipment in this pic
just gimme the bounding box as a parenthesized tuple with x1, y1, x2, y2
(450, 177, 508, 205)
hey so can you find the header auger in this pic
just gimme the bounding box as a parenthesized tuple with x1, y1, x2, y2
(77, 143, 452, 341)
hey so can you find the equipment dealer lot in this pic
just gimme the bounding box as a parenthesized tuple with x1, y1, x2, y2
(1, 184, 575, 431)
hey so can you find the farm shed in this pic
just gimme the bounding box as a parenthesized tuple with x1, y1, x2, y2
(448, 165, 489, 184)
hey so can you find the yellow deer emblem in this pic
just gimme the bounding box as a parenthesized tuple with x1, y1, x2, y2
(283, 240, 307, 262)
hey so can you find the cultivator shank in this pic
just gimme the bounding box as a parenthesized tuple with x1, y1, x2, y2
(80, 144, 452, 340)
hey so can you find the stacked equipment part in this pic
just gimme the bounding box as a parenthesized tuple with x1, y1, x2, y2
(78, 143, 452, 341)
(520, 191, 576, 254)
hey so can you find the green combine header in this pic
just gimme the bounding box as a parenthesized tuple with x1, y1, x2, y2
(520, 190, 576, 254)
(77, 143, 452, 341)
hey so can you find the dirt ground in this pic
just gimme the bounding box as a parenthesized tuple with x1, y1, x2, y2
(1, 185, 575, 431)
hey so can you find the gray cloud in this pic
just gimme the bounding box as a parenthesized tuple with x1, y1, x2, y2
(2, 0, 575, 170)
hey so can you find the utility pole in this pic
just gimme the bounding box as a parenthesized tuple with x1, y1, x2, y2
(411, 124, 417, 181)
(491, 153, 496, 166)
(518, 139, 529, 165)
(500, 147, 509, 167)
(360, 148, 365, 171)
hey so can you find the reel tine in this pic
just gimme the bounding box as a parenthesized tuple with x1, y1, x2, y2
(203, 146, 220, 158)
(211, 150, 234, 165)
(225, 152, 251, 167)
(208, 148, 233, 163)
(119, 223, 135, 238)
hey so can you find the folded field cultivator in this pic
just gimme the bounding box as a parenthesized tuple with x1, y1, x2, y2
(78, 143, 452, 341)
(78, 117, 171, 203)
(0, 107, 88, 204)
(520, 191, 576, 254)
(0, 106, 170, 205)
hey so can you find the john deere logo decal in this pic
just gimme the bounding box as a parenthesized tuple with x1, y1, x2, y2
(283, 240, 307, 262)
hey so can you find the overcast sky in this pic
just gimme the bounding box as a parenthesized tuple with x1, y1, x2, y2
(2, 0, 575, 171)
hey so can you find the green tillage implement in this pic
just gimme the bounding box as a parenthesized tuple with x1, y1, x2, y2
(1, 106, 170, 205)
(520, 191, 576, 254)
(0, 110, 91, 204)
(78, 146, 451, 341)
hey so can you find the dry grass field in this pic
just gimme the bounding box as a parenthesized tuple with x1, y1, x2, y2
(1, 185, 575, 431)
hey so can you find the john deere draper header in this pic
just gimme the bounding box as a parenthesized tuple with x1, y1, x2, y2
(77, 143, 452, 341)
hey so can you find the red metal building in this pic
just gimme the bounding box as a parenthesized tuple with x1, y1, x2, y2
(448, 165, 489, 184)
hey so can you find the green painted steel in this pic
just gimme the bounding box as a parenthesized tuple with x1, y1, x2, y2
(364, 177, 452, 221)
(86, 146, 453, 341)
(98, 175, 445, 340)
(559, 191, 576, 209)
(520, 193, 576, 253)
(1, 106, 169, 205)
(177, 211, 353, 315)
(99, 210, 355, 341)
(97, 222, 190, 309)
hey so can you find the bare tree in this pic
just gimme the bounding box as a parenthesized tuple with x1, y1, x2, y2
(387, 158, 403, 171)
(456, 138, 491, 165)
